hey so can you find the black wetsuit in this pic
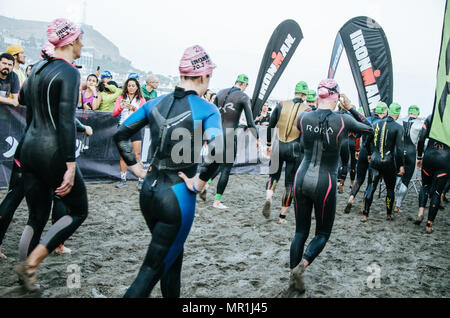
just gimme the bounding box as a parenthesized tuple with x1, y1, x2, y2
(210, 86, 258, 197)
(15, 57, 88, 260)
(350, 114, 383, 198)
(417, 115, 449, 223)
(114, 86, 223, 298)
(266, 98, 310, 207)
(336, 109, 350, 183)
(348, 132, 358, 182)
(394, 116, 422, 208)
(290, 107, 373, 267)
(363, 116, 404, 217)
(0, 119, 88, 247)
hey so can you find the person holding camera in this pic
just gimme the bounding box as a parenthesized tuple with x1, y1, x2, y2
(113, 77, 146, 189)
(80, 74, 101, 110)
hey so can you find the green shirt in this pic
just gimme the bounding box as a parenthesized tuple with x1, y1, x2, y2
(142, 85, 157, 101)
(98, 85, 122, 112)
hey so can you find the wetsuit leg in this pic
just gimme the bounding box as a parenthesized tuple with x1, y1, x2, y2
(363, 167, 382, 217)
(302, 173, 336, 264)
(350, 148, 369, 197)
(427, 172, 448, 222)
(290, 187, 313, 269)
(19, 171, 53, 261)
(395, 154, 416, 208)
(282, 143, 302, 207)
(0, 158, 25, 246)
(382, 162, 397, 215)
(265, 160, 283, 191)
(215, 137, 237, 196)
(124, 174, 196, 298)
(39, 168, 87, 253)
(338, 141, 350, 182)
(51, 196, 67, 225)
(348, 138, 357, 182)
(419, 166, 433, 208)
(160, 248, 183, 298)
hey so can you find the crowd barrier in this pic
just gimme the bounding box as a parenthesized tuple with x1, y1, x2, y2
(0, 106, 274, 189)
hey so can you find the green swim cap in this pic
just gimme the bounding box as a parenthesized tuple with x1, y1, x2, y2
(236, 74, 249, 84)
(306, 89, 316, 102)
(389, 102, 401, 116)
(408, 104, 420, 115)
(358, 107, 364, 114)
(295, 81, 309, 94)
(375, 102, 388, 114)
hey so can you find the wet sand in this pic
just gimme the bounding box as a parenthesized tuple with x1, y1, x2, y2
(0, 174, 449, 298)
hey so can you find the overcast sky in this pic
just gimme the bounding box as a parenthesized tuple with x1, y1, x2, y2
(0, 0, 446, 117)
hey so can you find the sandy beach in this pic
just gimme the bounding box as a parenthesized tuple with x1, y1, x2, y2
(0, 174, 449, 298)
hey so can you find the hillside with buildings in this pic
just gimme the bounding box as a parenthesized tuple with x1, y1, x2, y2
(0, 15, 178, 90)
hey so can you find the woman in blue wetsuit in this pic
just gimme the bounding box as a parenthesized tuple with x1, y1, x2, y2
(114, 45, 223, 298)
(289, 79, 373, 293)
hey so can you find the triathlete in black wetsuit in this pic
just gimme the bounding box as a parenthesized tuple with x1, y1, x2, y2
(362, 103, 405, 222)
(289, 79, 373, 293)
(344, 102, 388, 213)
(394, 105, 422, 212)
(115, 45, 223, 298)
(263, 81, 311, 223)
(336, 105, 351, 193)
(347, 132, 358, 188)
(0, 119, 91, 258)
(13, 19, 87, 291)
(209, 74, 259, 209)
(415, 114, 449, 233)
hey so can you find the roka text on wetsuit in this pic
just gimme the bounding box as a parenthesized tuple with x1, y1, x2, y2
(209, 86, 258, 198)
(266, 98, 311, 207)
(363, 116, 404, 218)
(394, 115, 423, 209)
(417, 115, 449, 226)
(16, 57, 88, 260)
(114, 86, 223, 298)
(290, 107, 373, 267)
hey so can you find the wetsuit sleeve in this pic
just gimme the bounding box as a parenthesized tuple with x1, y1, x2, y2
(417, 116, 431, 158)
(198, 109, 224, 181)
(58, 68, 80, 162)
(75, 118, 86, 132)
(241, 97, 259, 139)
(346, 107, 374, 136)
(114, 104, 150, 166)
(267, 102, 281, 144)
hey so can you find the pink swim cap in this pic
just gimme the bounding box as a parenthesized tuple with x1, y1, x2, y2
(179, 45, 215, 77)
(317, 78, 340, 102)
(40, 41, 55, 59)
(47, 18, 82, 48)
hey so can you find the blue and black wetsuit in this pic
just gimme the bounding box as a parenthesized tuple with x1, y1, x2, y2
(417, 115, 449, 224)
(15, 57, 88, 260)
(114, 86, 223, 298)
(210, 86, 258, 198)
(0, 119, 88, 248)
(265, 98, 310, 207)
(394, 116, 422, 208)
(290, 107, 373, 267)
(363, 116, 404, 217)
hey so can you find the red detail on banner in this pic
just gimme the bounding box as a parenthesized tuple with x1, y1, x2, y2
(361, 68, 376, 86)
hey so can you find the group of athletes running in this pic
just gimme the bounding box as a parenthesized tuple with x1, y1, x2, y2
(0, 17, 448, 297)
